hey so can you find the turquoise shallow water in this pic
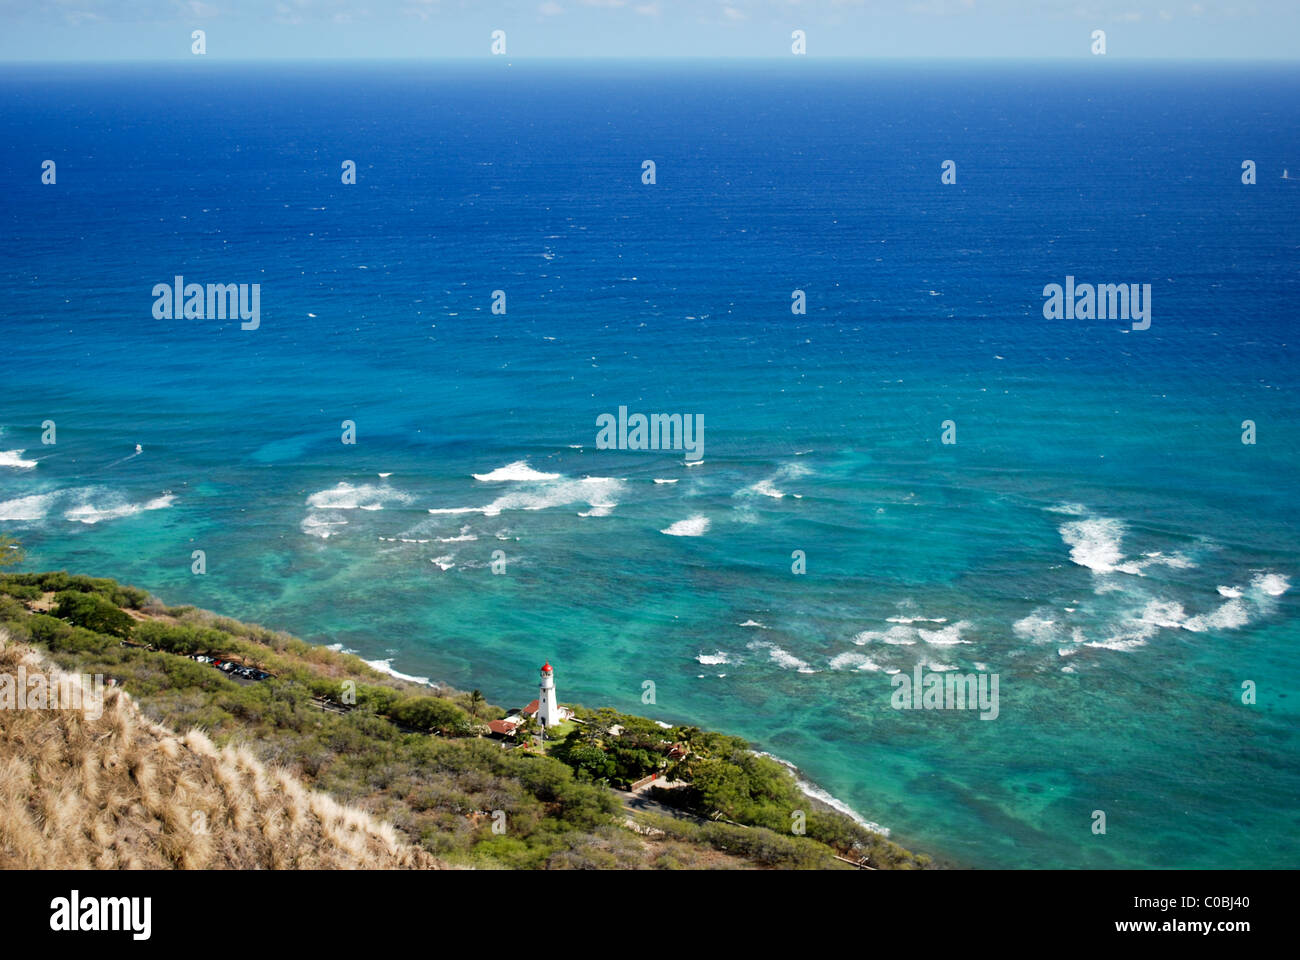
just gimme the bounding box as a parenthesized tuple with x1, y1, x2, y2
(1, 61, 1298, 867)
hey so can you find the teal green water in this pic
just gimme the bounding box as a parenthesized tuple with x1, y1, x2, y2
(2, 62, 1298, 867)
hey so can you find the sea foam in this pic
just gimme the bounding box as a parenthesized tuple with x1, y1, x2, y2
(64, 490, 176, 524)
(1060, 516, 1126, 573)
(472, 460, 561, 483)
(661, 514, 710, 537)
(0, 450, 37, 469)
(0, 492, 56, 522)
(747, 640, 815, 673)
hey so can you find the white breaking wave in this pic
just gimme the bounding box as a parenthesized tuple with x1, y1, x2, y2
(472, 460, 561, 483)
(653, 478, 678, 484)
(430, 555, 455, 571)
(301, 515, 348, 538)
(738, 619, 767, 628)
(1251, 572, 1291, 597)
(1114, 551, 1197, 576)
(1084, 632, 1153, 652)
(918, 621, 973, 646)
(696, 652, 730, 665)
(1014, 611, 1059, 644)
(1060, 516, 1127, 573)
(661, 514, 710, 537)
(431, 475, 625, 519)
(304, 481, 413, 539)
(65, 491, 176, 524)
(306, 481, 412, 511)
(747, 640, 816, 673)
(363, 658, 432, 686)
(1182, 599, 1250, 633)
(753, 752, 891, 837)
(0, 450, 37, 469)
(851, 625, 918, 646)
(1137, 599, 1189, 630)
(1025, 564, 1289, 655)
(829, 651, 884, 672)
(1058, 509, 1199, 581)
(736, 462, 811, 501)
(0, 492, 57, 522)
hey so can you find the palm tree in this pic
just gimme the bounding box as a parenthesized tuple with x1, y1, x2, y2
(468, 689, 484, 720)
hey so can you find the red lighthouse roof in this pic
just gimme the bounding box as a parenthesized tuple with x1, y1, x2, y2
(541, 662, 552, 673)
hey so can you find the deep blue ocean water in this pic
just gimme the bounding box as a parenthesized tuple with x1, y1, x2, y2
(2, 60, 1297, 868)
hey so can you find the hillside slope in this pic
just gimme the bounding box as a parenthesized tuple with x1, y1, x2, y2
(0, 571, 932, 869)
(0, 629, 439, 869)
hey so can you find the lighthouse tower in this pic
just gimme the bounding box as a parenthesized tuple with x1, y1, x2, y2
(538, 661, 561, 730)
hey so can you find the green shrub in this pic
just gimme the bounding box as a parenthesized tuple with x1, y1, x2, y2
(26, 613, 75, 645)
(52, 590, 134, 639)
(0, 580, 41, 601)
(389, 696, 471, 735)
(134, 621, 229, 657)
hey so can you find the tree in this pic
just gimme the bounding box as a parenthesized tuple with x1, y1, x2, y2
(52, 590, 134, 639)
(469, 689, 484, 719)
(564, 743, 615, 782)
(0, 534, 23, 571)
(390, 696, 471, 735)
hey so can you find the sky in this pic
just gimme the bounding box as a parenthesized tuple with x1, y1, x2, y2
(0, 1, 1292, 61)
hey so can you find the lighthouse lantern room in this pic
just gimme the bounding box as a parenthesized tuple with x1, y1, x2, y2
(538, 661, 561, 729)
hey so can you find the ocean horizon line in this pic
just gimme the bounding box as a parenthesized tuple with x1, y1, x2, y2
(4, 55, 1300, 67)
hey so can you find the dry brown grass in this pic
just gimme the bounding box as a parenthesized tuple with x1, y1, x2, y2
(0, 630, 440, 870)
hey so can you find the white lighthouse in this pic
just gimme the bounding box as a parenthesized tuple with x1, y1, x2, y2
(537, 661, 561, 730)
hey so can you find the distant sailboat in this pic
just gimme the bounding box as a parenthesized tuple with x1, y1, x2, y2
(134, 444, 143, 454)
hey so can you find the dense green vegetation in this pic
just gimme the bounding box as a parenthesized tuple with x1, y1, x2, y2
(53, 590, 137, 638)
(551, 709, 667, 787)
(552, 706, 929, 869)
(0, 565, 932, 870)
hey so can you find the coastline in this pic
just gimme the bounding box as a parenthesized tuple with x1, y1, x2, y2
(0, 568, 934, 870)
(328, 638, 902, 848)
